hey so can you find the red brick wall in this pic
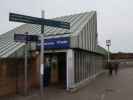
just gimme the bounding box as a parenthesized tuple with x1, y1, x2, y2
(0, 55, 40, 96)
(0, 60, 16, 96)
(111, 53, 133, 60)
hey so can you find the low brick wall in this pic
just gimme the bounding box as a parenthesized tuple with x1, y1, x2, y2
(0, 57, 39, 96)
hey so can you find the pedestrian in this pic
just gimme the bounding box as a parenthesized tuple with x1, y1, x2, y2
(43, 58, 51, 87)
(108, 61, 113, 76)
(114, 61, 119, 75)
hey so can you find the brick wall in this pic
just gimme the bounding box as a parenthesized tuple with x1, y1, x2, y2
(0, 55, 39, 96)
(111, 53, 133, 60)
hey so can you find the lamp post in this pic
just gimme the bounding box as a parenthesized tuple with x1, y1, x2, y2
(106, 40, 111, 63)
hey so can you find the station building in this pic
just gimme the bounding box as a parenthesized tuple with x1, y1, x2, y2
(0, 11, 107, 96)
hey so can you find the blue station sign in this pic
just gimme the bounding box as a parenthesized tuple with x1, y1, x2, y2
(37, 37, 70, 49)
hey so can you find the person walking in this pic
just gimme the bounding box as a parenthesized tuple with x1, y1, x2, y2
(114, 61, 119, 75)
(108, 61, 113, 76)
(43, 58, 51, 87)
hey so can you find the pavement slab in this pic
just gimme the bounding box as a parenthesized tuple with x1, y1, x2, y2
(1, 67, 133, 100)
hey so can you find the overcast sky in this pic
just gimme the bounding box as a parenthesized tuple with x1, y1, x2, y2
(0, 0, 133, 52)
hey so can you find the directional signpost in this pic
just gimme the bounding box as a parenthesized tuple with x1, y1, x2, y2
(9, 13, 70, 29)
(14, 33, 38, 42)
(9, 11, 70, 98)
(14, 32, 39, 95)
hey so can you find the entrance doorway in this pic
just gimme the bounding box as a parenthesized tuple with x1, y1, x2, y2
(43, 52, 66, 89)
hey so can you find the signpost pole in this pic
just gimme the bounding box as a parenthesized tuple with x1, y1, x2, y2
(40, 10, 45, 98)
(106, 40, 111, 63)
(107, 45, 110, 62)
(24, 32, 28, 95)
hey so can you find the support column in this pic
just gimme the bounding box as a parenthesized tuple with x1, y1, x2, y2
(66, 49, 74, 90)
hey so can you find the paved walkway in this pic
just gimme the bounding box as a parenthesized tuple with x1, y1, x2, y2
(1, 67, 133, 100)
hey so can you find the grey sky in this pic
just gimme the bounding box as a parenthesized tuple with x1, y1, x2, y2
(0, 0, 133, 52)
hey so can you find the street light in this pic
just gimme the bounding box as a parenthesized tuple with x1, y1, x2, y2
(106, 40, 111, 62)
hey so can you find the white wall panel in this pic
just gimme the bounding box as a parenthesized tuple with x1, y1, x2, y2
(66, 49, 74, 90)
(70, 11, 97, 53)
